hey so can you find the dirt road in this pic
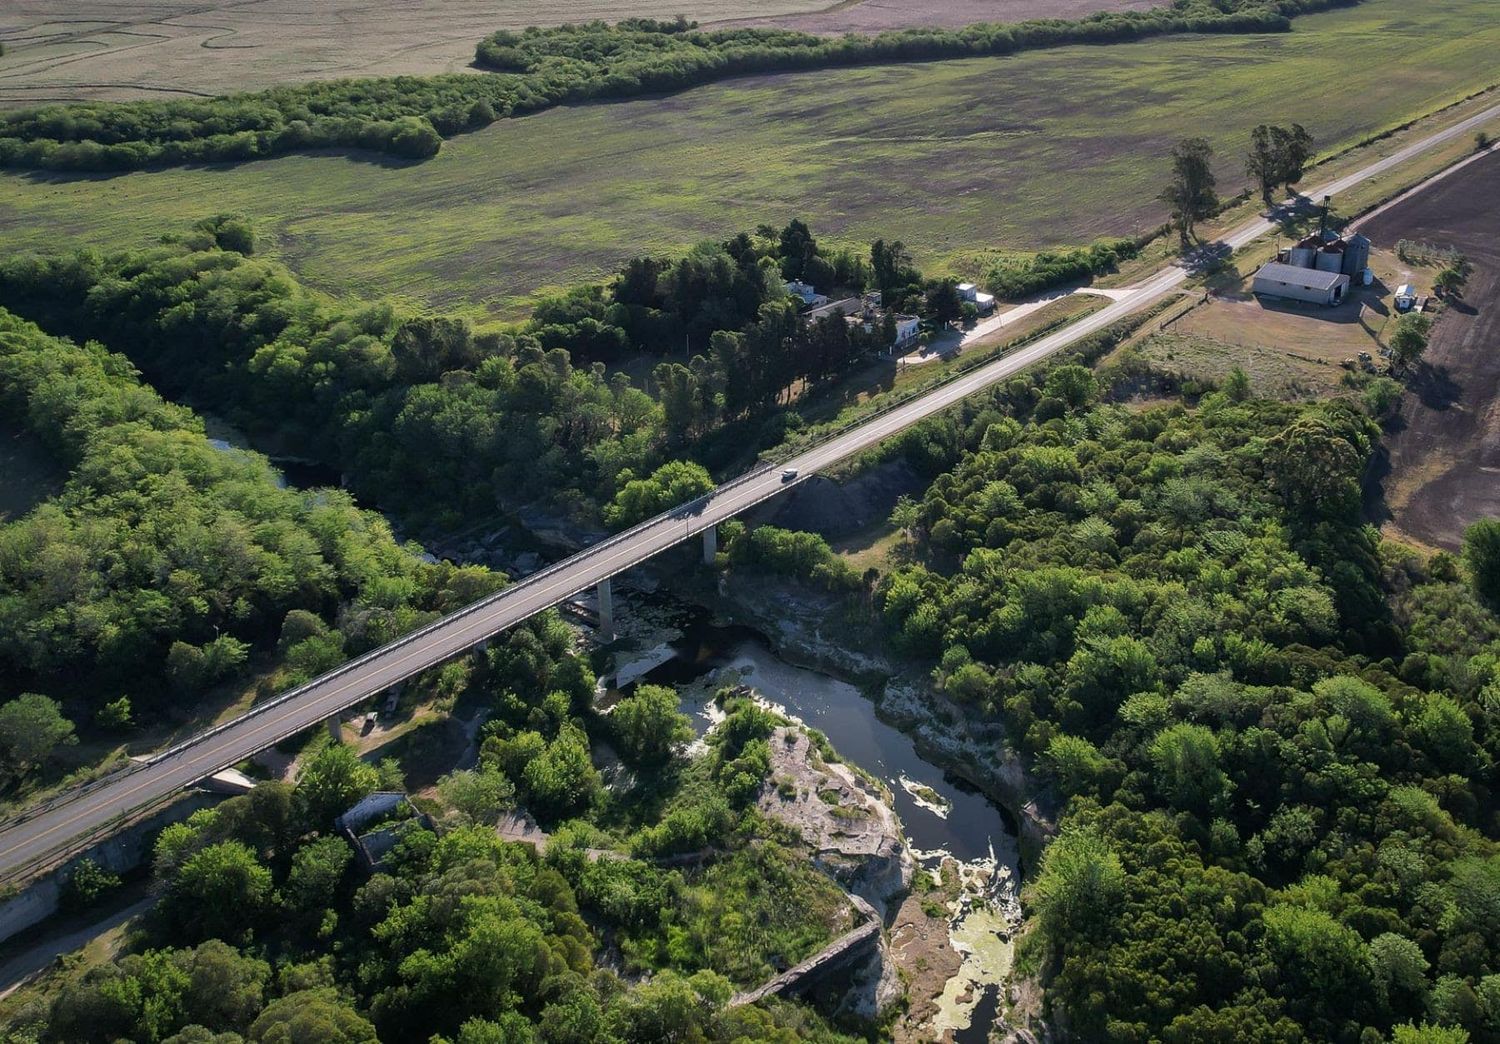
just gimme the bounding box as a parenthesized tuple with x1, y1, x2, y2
(1362, 150, 1500, 550)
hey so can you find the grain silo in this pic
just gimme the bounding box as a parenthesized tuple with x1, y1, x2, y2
(1316, 239, 1345, 273)
(1341, 233, 1371, 277)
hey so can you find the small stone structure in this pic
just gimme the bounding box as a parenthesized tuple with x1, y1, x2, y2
(336, 791, 430, 870)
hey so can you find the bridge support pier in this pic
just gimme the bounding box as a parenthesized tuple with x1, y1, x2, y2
(597, 578, 614, 640)
(702, 525, 717, 565)
(327, 716, 343, 744)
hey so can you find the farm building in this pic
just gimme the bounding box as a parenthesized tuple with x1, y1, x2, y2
(806, 297, 864, 323)
(1251, 261, 1351, 306)
(893, 314, 921, 347)
(957, 283, 997, 313)
(784, 279, 829, 308)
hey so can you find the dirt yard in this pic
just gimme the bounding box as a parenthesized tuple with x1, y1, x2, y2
(0, 0, 832, 106)
(1361, 149, 1500, 550)
(719, 0, 1156, 34)
(1132, 279, 1395, 400)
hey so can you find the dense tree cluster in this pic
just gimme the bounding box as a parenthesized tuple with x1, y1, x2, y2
(0, 310, 505, 778)
(0, 1, 1359, 171)
(0, 219, 948, 532)
(869, 366, 1499, 1041)
(5, 599, 859, 1043)
(1246, 122, 1316, 204)
(984, 238, 1141, 300)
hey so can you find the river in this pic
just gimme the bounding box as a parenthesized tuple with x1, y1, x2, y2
(617, 595, 1022, 1042)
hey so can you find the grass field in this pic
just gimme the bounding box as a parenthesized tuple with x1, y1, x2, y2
(0, 0, 1497, 320)
(0, 0, 836, 106)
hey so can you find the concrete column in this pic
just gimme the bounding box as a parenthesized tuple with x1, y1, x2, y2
(326, 716, 342, 744)
(597, 578, 614, 640)
(702, 525, 718, 565)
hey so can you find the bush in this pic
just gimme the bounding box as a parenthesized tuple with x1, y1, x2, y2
(62, 859, 121, 911)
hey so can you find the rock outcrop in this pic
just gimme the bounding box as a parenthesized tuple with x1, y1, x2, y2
(757, 727, 913, 915)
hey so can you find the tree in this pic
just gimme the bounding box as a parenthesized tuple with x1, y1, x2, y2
(437, 765, 515, 825)
(1044, 734, 1109, 798)
(1278, 123, 1314, 192)
(62, 858, 121, 911)
(1463, 518, 1500, 608)
(1262, 905, 1373, 1029)
(283, 836, 353, 918)
(1159, 138, 1218, 245)
(1043, 364, 1098, 411)
(778, 219, 816, 280)
(1148, 723, 1228, 813)
(924, 279, 963, 324)
(294, 745, 379, 829)
(1247, 123, 1283, 205)
(610, 684, 693, 767)
(522, 725, 600, 821)
(1368, 932, 1430, 1018)
(1389, 314, 1431, 371)
(162, 842, 273, 942)
(249, 989, 377, 1044)
(1027, 826, 1124, 938)
(0, 693, 75, 784)
(1392, 1025, 1470, 1044)
(603, 460, 714, 529)
(870, 239, 914, 293)
(1432, 263, 1467, 300)
(95, 695, 134, 731)
(1414, 693, 1475, 772)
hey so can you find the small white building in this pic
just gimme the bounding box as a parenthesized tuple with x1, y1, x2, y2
(893, 314, 921, 347)
(956, 283, 997, 314)
(784, 280, 828, 309)
(1251, 262, 1350, 307)
(1394, 283, 1418, 312)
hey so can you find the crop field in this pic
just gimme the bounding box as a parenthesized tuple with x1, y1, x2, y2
(1362, 150, 1500, 551)
(0, 0, 835, 105)
(0, 0, 1496, 319)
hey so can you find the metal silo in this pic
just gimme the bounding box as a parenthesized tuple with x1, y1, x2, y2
(1342, 234, 1371, 277)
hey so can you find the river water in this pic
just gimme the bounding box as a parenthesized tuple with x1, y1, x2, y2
(622, 598, 1022, 1042)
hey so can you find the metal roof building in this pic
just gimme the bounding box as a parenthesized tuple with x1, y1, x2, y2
(1252, 261, 1351, 306)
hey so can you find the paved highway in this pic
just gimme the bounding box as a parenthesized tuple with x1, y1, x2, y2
(2, 98, 1497, 880)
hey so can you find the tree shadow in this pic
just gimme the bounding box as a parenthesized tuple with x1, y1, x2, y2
(1406, 360, 1462, 410)
(1362, 442, 1394, 527)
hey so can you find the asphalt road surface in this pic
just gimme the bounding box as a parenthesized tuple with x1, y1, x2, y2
(2, 98, 1497, 880)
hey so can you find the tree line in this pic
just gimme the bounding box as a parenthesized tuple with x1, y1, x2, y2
(0, 0, 1363, 171)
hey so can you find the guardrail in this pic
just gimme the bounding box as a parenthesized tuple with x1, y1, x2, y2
(0, 298, 1153, 883)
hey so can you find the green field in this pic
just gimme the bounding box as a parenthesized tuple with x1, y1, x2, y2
(0, 0, 1496, 319)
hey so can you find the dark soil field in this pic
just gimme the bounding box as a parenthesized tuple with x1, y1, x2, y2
(1363, 150, 1500, 550)
(719, 0, 1156, 34)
